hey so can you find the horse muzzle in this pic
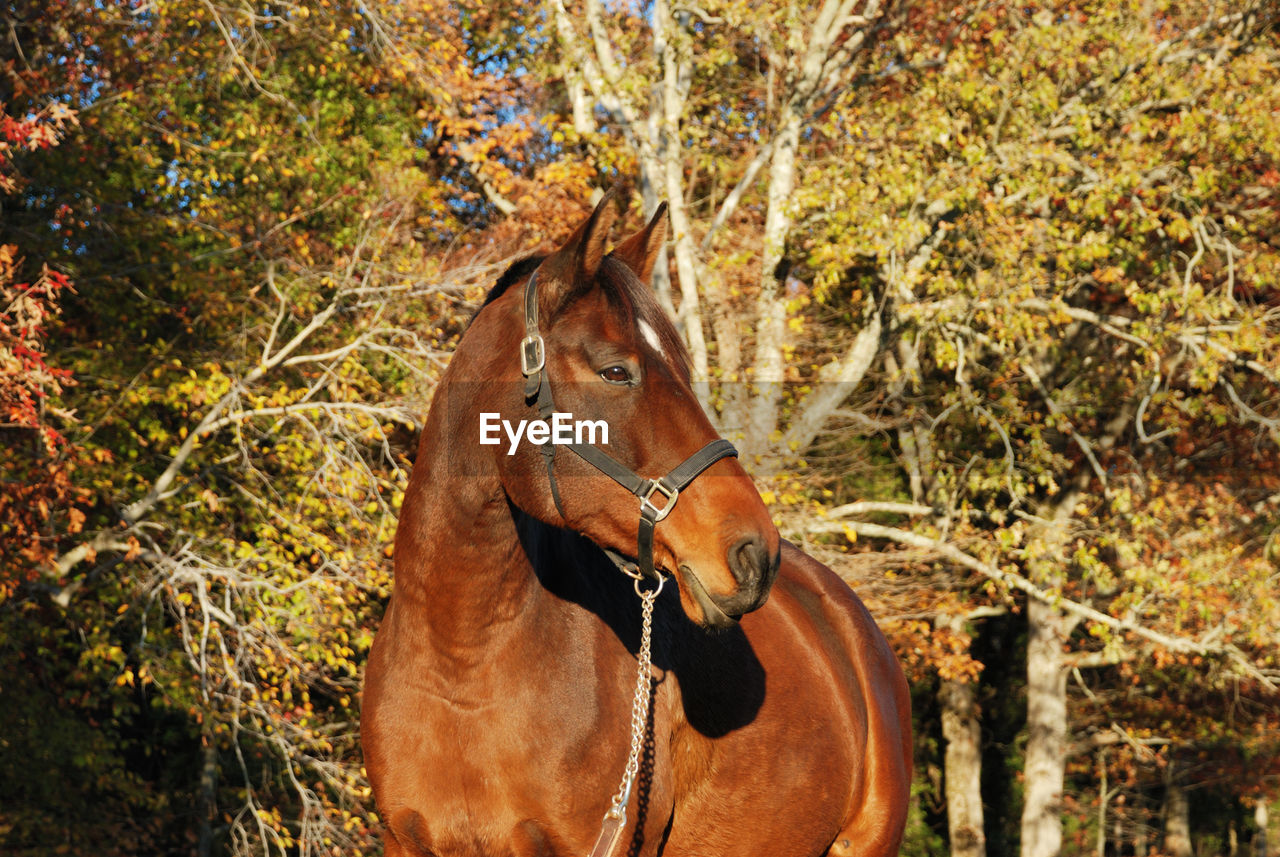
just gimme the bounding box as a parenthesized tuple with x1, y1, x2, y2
(680, 535, 780, 629)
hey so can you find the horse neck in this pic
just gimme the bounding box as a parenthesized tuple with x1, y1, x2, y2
(389, 378, 542, 655)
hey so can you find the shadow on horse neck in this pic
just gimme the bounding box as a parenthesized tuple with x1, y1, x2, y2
(511, 501, 767, 739)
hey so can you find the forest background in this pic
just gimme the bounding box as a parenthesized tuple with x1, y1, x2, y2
(1, 1, 1278, 856)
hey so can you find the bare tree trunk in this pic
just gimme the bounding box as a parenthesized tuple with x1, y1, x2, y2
(1097, 748, 1110, 857)
(742, 104, 801, 461)
(198, 726, 218, 857)
(1163, 762, 1192, 857)
(1256, 800, 1269, 857)
(1020, 598, 1080, 857)
(567, 74, 593, 135)
(939, 614, 987, 857)
(653, 0, 710, 400)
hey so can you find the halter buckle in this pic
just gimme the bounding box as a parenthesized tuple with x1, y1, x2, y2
(520, 334, 545, 376)
(640, 480, 678, 522)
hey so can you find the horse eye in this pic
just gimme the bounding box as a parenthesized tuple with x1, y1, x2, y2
(599, 365, 633, 385)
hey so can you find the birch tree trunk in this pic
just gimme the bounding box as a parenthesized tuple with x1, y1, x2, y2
(550, 0, 890, 463)
(1163, 763, 1193, 857)
(552, 0, 714, 393)
(1254, 800, 1269, 857)
(1020, 597, 1081, 857)
(653, 0, 709, 397)
(938, 614, 988, 857)
(742, 104, 801, 459)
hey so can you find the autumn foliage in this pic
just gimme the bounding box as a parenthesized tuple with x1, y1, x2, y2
(1, 75, 87, 591)
(1, 1, 1278, 856)
(0, 244, 87, 586)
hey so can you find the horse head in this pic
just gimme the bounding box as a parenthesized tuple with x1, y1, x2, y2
(464, 194, 781, 629)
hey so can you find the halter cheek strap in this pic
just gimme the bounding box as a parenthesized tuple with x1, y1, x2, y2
(518, 270, 738, 582)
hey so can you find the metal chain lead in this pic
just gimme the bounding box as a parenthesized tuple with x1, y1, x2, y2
(611, 575, 661, 816)
(588, 575, 663, 857)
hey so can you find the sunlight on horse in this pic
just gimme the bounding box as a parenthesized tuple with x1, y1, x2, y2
(362, 195, 912, 857)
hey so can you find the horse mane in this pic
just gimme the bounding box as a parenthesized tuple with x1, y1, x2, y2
(480, 254, 543, 310)
(477, 253, 694, 381)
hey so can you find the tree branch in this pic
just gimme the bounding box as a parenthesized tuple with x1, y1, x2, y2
(811, 518, 1278, 690)
(1017, 297, 1280, 388)
(782, 307, 883, 454)
(780, 202, 950, 455)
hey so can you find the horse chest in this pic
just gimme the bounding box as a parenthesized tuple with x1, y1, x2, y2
(367, 618, 653, 855)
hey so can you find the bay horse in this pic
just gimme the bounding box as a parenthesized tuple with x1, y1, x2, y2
(362, 195, 912, 857)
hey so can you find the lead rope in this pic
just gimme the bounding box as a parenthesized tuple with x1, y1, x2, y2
(587, 575, 663, 857)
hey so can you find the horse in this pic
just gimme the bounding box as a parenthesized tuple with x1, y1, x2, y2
(361, 194, 912, 857)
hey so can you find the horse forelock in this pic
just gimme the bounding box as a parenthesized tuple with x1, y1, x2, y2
(595, 256, 694, 381)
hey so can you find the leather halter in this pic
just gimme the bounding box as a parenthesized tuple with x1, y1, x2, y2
(518, 269, 738, 582)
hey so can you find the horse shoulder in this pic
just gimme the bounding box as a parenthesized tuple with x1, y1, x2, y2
(768, 540, 913, 857)
(771, 541, 908, 705)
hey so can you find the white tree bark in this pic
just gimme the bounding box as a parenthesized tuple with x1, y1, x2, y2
(742, 103, 802, 458)
(1256, 801, 1270, 857)
(550, 0, 663, 207)
(550, 0, 894, 461)
(1163, 763, 1193, 857)
(566, 71, 594, 136)
(1020, 597, 1081, 857)
(780, 307, 882, 454)
(551, 0, 706, 370)
(654, 0, 710, 397)
(938, 614, 988, 857)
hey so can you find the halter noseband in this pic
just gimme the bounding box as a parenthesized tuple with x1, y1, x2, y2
(519, 269, 738, 582)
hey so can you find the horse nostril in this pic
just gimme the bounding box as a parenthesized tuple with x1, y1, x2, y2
(730, 536, 769, 587)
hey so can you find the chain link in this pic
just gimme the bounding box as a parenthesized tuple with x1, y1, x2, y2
(607, 574, 663, 819)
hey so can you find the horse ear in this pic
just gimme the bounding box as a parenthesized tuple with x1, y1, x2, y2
(546, 189, 618, 289)
(611, 203, 668, 284)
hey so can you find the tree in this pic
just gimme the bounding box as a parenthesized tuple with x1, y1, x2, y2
(793, 4, 1280, 857)
(539, 3, 1279, 857)
(0, 6, 84, 595)
(545, 0, 973, 463)
(2, 2, 545, 853)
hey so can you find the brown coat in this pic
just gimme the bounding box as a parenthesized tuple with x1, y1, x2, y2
(362, 199, 911, 857)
